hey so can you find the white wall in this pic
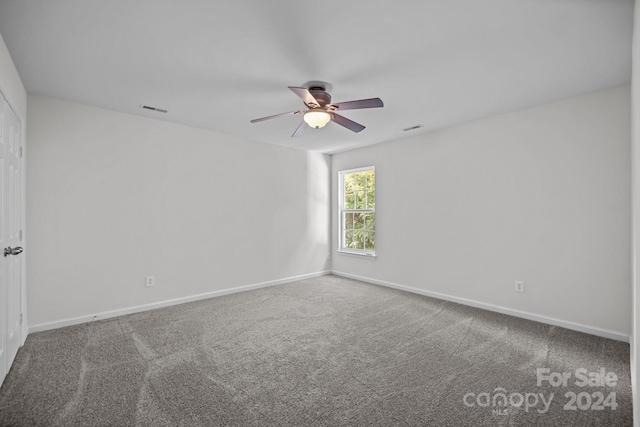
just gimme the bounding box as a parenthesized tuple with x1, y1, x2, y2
(26, 95, 330, 327)
(332, 85, 631, 338)
(0, 33, 27, 341)
(630, 1, 640, 423)
(0, 34, 25, 117)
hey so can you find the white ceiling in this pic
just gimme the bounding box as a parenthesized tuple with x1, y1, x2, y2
(0, 0, 633, 154)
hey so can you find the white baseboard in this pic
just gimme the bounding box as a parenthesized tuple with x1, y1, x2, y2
(30, 269, 630, 343)
(29, 271, 331, 333)
(331, 270, 630, 343)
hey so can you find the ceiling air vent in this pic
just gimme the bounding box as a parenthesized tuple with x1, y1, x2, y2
(403, 125, 423, 132)
(141, 105, 168, 113)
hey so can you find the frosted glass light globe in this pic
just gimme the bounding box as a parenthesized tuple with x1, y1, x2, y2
(304, 109, 331, 129)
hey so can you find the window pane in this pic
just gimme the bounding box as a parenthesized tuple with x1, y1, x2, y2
(355, 191, 366, 209)
(344, 173, 354, 209)
(353, 213, 364, 230)
(344, 190, 354, 210)
(365, 231, 375, 251)
(366, 188, 375, 209)
(366, 171, 375, 190)
(344, 174, 355, 193)
(344, 213, 354, 231)
(366, 170, 375, 208)
(353, 230, 365, 249)
(354, 172, 365, 191)
(364, 213, 375, 231)
(345, 230, 354, 248)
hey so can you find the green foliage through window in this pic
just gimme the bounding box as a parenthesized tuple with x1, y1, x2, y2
(340, 168, 375, 254)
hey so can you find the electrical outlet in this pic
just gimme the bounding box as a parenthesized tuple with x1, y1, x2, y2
(515, 280, 525, 293)
(145, 276, 155, 287)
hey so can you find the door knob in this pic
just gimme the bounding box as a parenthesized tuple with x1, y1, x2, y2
(4, 246, 23, 257)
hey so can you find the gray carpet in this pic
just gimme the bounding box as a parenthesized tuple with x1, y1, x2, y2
(0, 275, 633, 426)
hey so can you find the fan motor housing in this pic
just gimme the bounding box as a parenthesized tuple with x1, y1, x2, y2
(309, 87, 332, 107)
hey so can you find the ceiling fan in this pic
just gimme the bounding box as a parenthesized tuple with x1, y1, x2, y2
(250, 85, 383, 137)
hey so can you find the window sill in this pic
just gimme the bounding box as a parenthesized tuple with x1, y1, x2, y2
(336, 250, 377, 259)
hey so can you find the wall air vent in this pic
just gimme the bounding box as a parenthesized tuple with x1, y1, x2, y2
(403, 125, 424, 132)
(141, 105, 168, 113)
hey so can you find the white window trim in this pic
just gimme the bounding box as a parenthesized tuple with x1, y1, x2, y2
(338, 165, 376, 258)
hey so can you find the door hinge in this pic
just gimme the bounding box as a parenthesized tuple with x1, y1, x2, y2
(19, 313, 23, 325)
(19, 146, 22, 158)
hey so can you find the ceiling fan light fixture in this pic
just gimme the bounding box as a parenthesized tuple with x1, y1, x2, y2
(304, 109, 331, 129)
(250, 86, 383, 136)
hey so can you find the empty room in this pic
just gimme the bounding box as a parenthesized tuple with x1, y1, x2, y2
(0, 1, 639, 425)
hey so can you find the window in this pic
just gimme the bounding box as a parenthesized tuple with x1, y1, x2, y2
(339, 166, 375, 256)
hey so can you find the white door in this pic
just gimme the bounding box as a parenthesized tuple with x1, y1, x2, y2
(0, 92, 22, 385)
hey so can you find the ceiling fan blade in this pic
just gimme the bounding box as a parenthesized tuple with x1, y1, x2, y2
(250, 110, 303, 123)
(288, 86, 321, 108)
(292, 120, 309, 137)
(331, 113, 365, 133)
(331, 97, 384, 111)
